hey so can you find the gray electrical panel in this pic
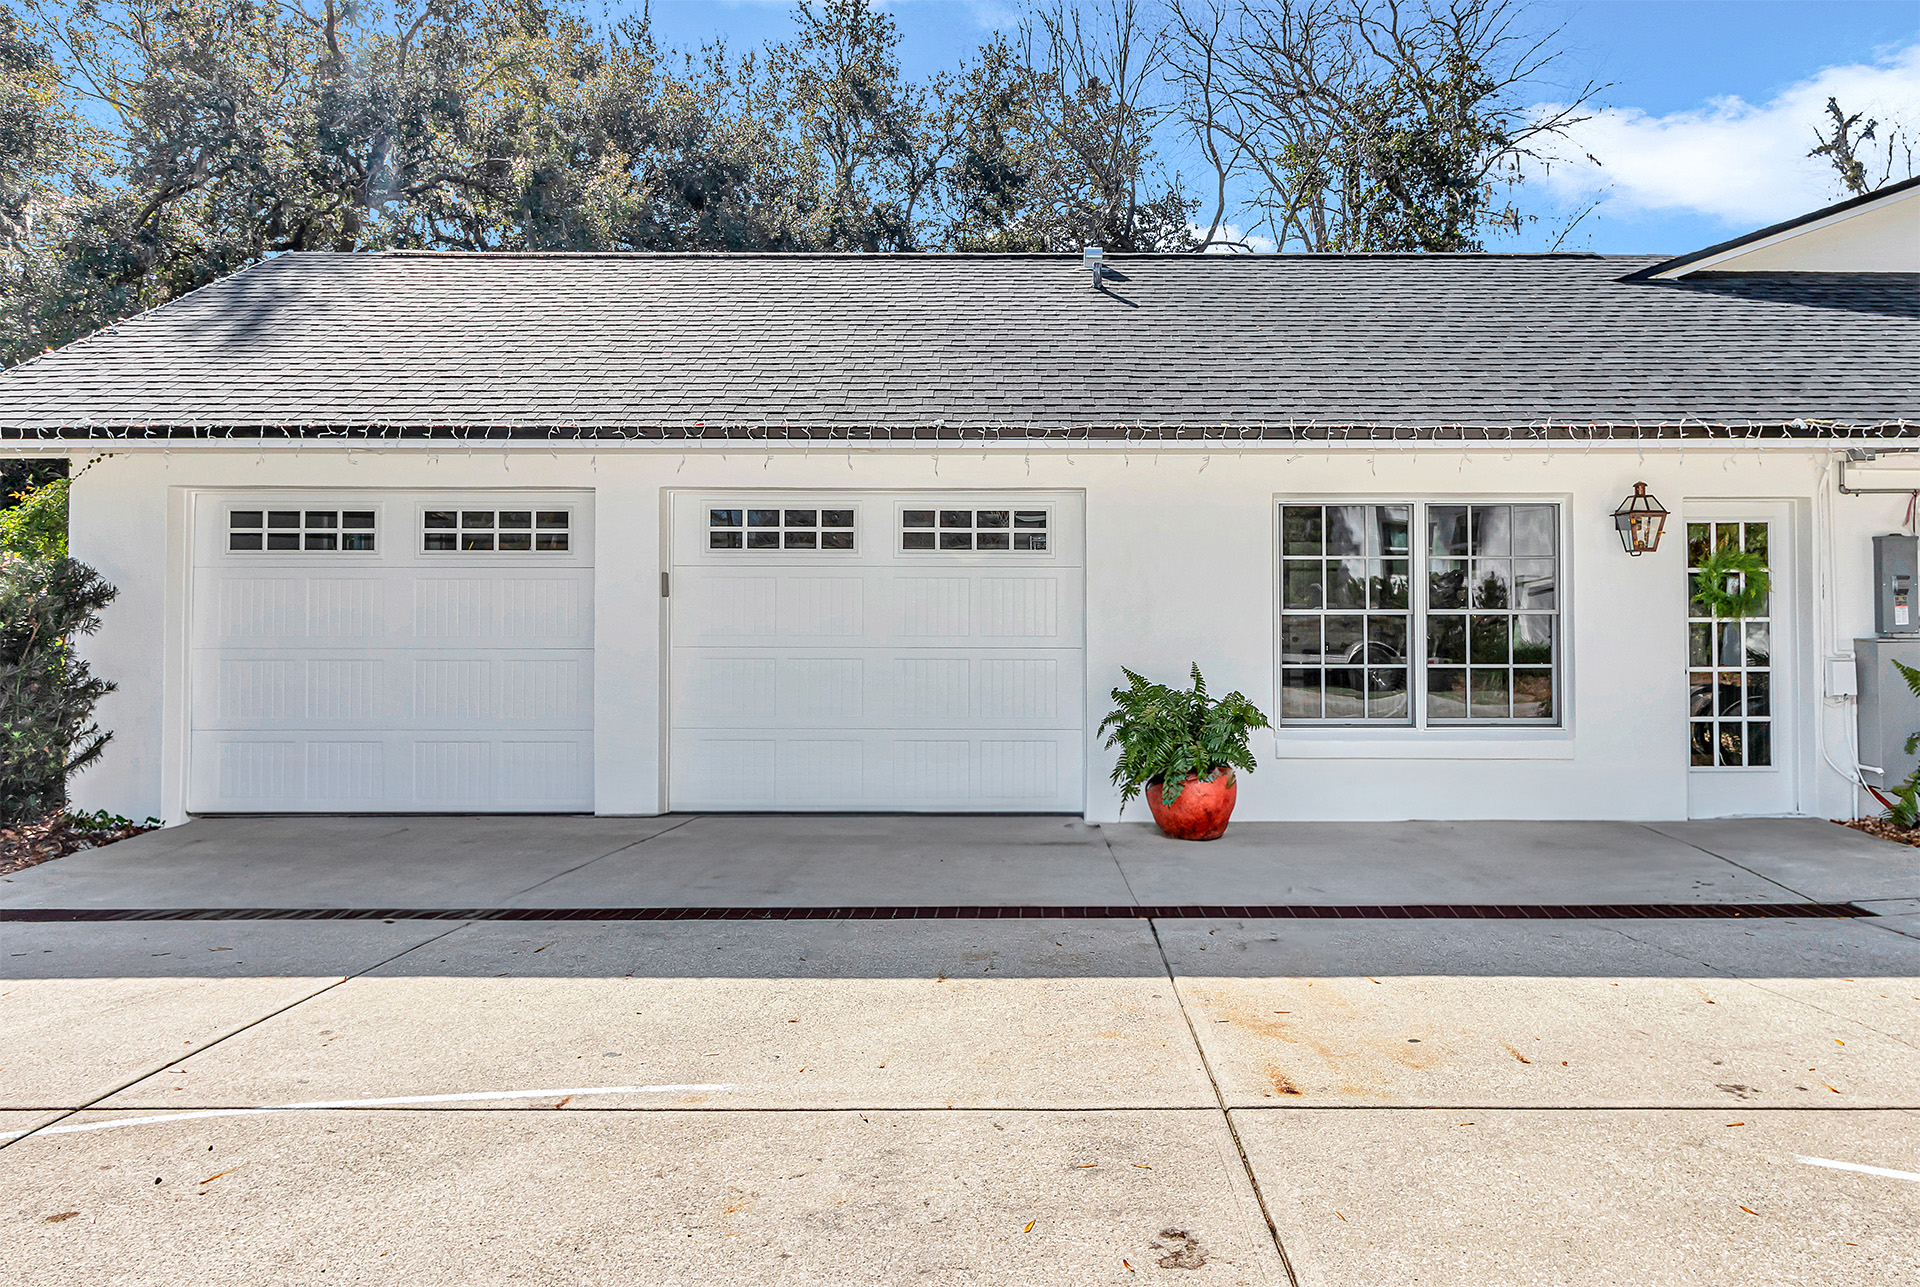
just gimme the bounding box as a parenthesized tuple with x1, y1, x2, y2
(1856, 637, 1920, 788)
(1874, 534, 1919, 635)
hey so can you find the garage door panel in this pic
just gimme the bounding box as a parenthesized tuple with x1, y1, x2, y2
(412, 574, 592, 647)
(191, 731, 594, 811)
(670, 492, 1083, 813)
(669, 729, 1081, 812)
(189, 490, 593, 813)
(195, 650, 592, 731)
(672, 647, 1080, 730)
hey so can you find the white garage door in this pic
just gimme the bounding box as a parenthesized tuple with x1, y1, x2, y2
(188, 490, 594, 812)
(668, 491, 1085, 812)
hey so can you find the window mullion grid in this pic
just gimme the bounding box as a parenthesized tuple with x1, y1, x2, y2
(1411, 502, 1428, 730)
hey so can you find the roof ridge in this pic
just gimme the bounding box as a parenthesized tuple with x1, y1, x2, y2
(367, 248, 1639, 262)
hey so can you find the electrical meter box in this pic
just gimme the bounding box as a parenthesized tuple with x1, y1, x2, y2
(1856, 638, 1920, 788)
(1874, 534, 1920, 635)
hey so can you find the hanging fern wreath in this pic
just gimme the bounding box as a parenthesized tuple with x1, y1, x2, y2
(1691, 545, 1772, 619)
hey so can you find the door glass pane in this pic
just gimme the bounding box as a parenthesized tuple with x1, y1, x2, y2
(1717, 721, 1744, 766)
(1689, 519, 1774, 774)
(1690, 722, 1714, 766)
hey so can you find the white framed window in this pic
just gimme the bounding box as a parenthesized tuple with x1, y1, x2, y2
(901, 506, 1049, 552)
(423, 507, 571, 552)
(1279, 500, 1562, 727)
(708, 505, 856, 551)
(229, 507, 376, 553)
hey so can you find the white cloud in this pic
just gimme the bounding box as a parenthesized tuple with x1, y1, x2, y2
(1194, 222, 1279, 253)
(1532, 42, 1920, 226)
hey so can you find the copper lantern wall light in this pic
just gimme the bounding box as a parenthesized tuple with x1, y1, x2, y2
(1612, 482, 1668, 556)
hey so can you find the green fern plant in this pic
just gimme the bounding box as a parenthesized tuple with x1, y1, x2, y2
(1099, 664, 1272, 810)
(1885, 659, 1920, 828)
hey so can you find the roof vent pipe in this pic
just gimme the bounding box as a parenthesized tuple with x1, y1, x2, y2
(1083, 246, 1104, 289)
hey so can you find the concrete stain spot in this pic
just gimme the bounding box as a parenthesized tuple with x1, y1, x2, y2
(1716, 1083, 1759, 1100)
(42, 1212, 80, 1224)
(1153, 1228, 1209, 1269)
(1265, 1065, 1305, 1096)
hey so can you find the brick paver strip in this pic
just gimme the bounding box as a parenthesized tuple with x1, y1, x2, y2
(0, 903, 1872, 922)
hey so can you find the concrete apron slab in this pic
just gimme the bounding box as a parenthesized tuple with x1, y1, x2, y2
(1103, 820, 1805, 906)
(1239, 1108, 1920, 1287)
(506, 814, 1128, 908)
(1157, 919, 1920, 1109)
(0, 815, 690, 910)
(91, 921, 1217, 1112)
(0, 1108, 1287, 1286)
(1, 814, 1895, 913)
(1646, 818, 1920, 902)
(0, 922, 454, 1108)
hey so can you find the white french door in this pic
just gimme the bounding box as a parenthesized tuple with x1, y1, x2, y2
(1685, 501, 1796, 818)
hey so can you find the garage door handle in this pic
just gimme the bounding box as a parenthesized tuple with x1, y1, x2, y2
(660, 571, 670, 598)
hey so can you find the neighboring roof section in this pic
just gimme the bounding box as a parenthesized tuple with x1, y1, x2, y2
(1640, 175, 1920, 279)
(2, 250, 1917, 439)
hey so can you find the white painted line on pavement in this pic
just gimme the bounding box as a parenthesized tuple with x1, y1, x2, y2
(0, 1084, 737, 1141)
(1796, 1155, 1920, 1183)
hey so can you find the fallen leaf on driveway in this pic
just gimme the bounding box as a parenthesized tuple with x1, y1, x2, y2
(1740, 1206, 1758, 1216)
(1023, 1221, 1035, 1233)
(198, 1167, 238, 1187)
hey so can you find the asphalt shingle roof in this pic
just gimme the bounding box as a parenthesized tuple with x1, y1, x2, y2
(1, 251, 1915, 437)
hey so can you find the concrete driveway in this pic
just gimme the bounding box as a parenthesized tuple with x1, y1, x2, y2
(2, 816, 1916, 1285)
(0, 812, 1907, 909)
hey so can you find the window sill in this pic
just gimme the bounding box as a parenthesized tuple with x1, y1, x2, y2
(1272, 729, 1575, 761)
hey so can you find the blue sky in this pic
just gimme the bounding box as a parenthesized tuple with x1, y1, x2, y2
(626, 0, 1920, 253)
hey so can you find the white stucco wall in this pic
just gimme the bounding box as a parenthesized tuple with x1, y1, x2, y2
(51, 441, 1899, 825)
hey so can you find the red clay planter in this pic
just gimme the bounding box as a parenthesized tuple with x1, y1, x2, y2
(1144, 769, 1238, 841)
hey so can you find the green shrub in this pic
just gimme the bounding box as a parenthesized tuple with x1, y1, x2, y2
(0, 477, 69, 560)
(1884, 660, 1920, 829)
(1, 552, 118, 823)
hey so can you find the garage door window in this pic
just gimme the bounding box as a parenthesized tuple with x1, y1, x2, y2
(424, 509, 570, 552)
(902, 508, 1048, 551)
(229, 508, 376, 552)
(709, 507, 855, 550)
